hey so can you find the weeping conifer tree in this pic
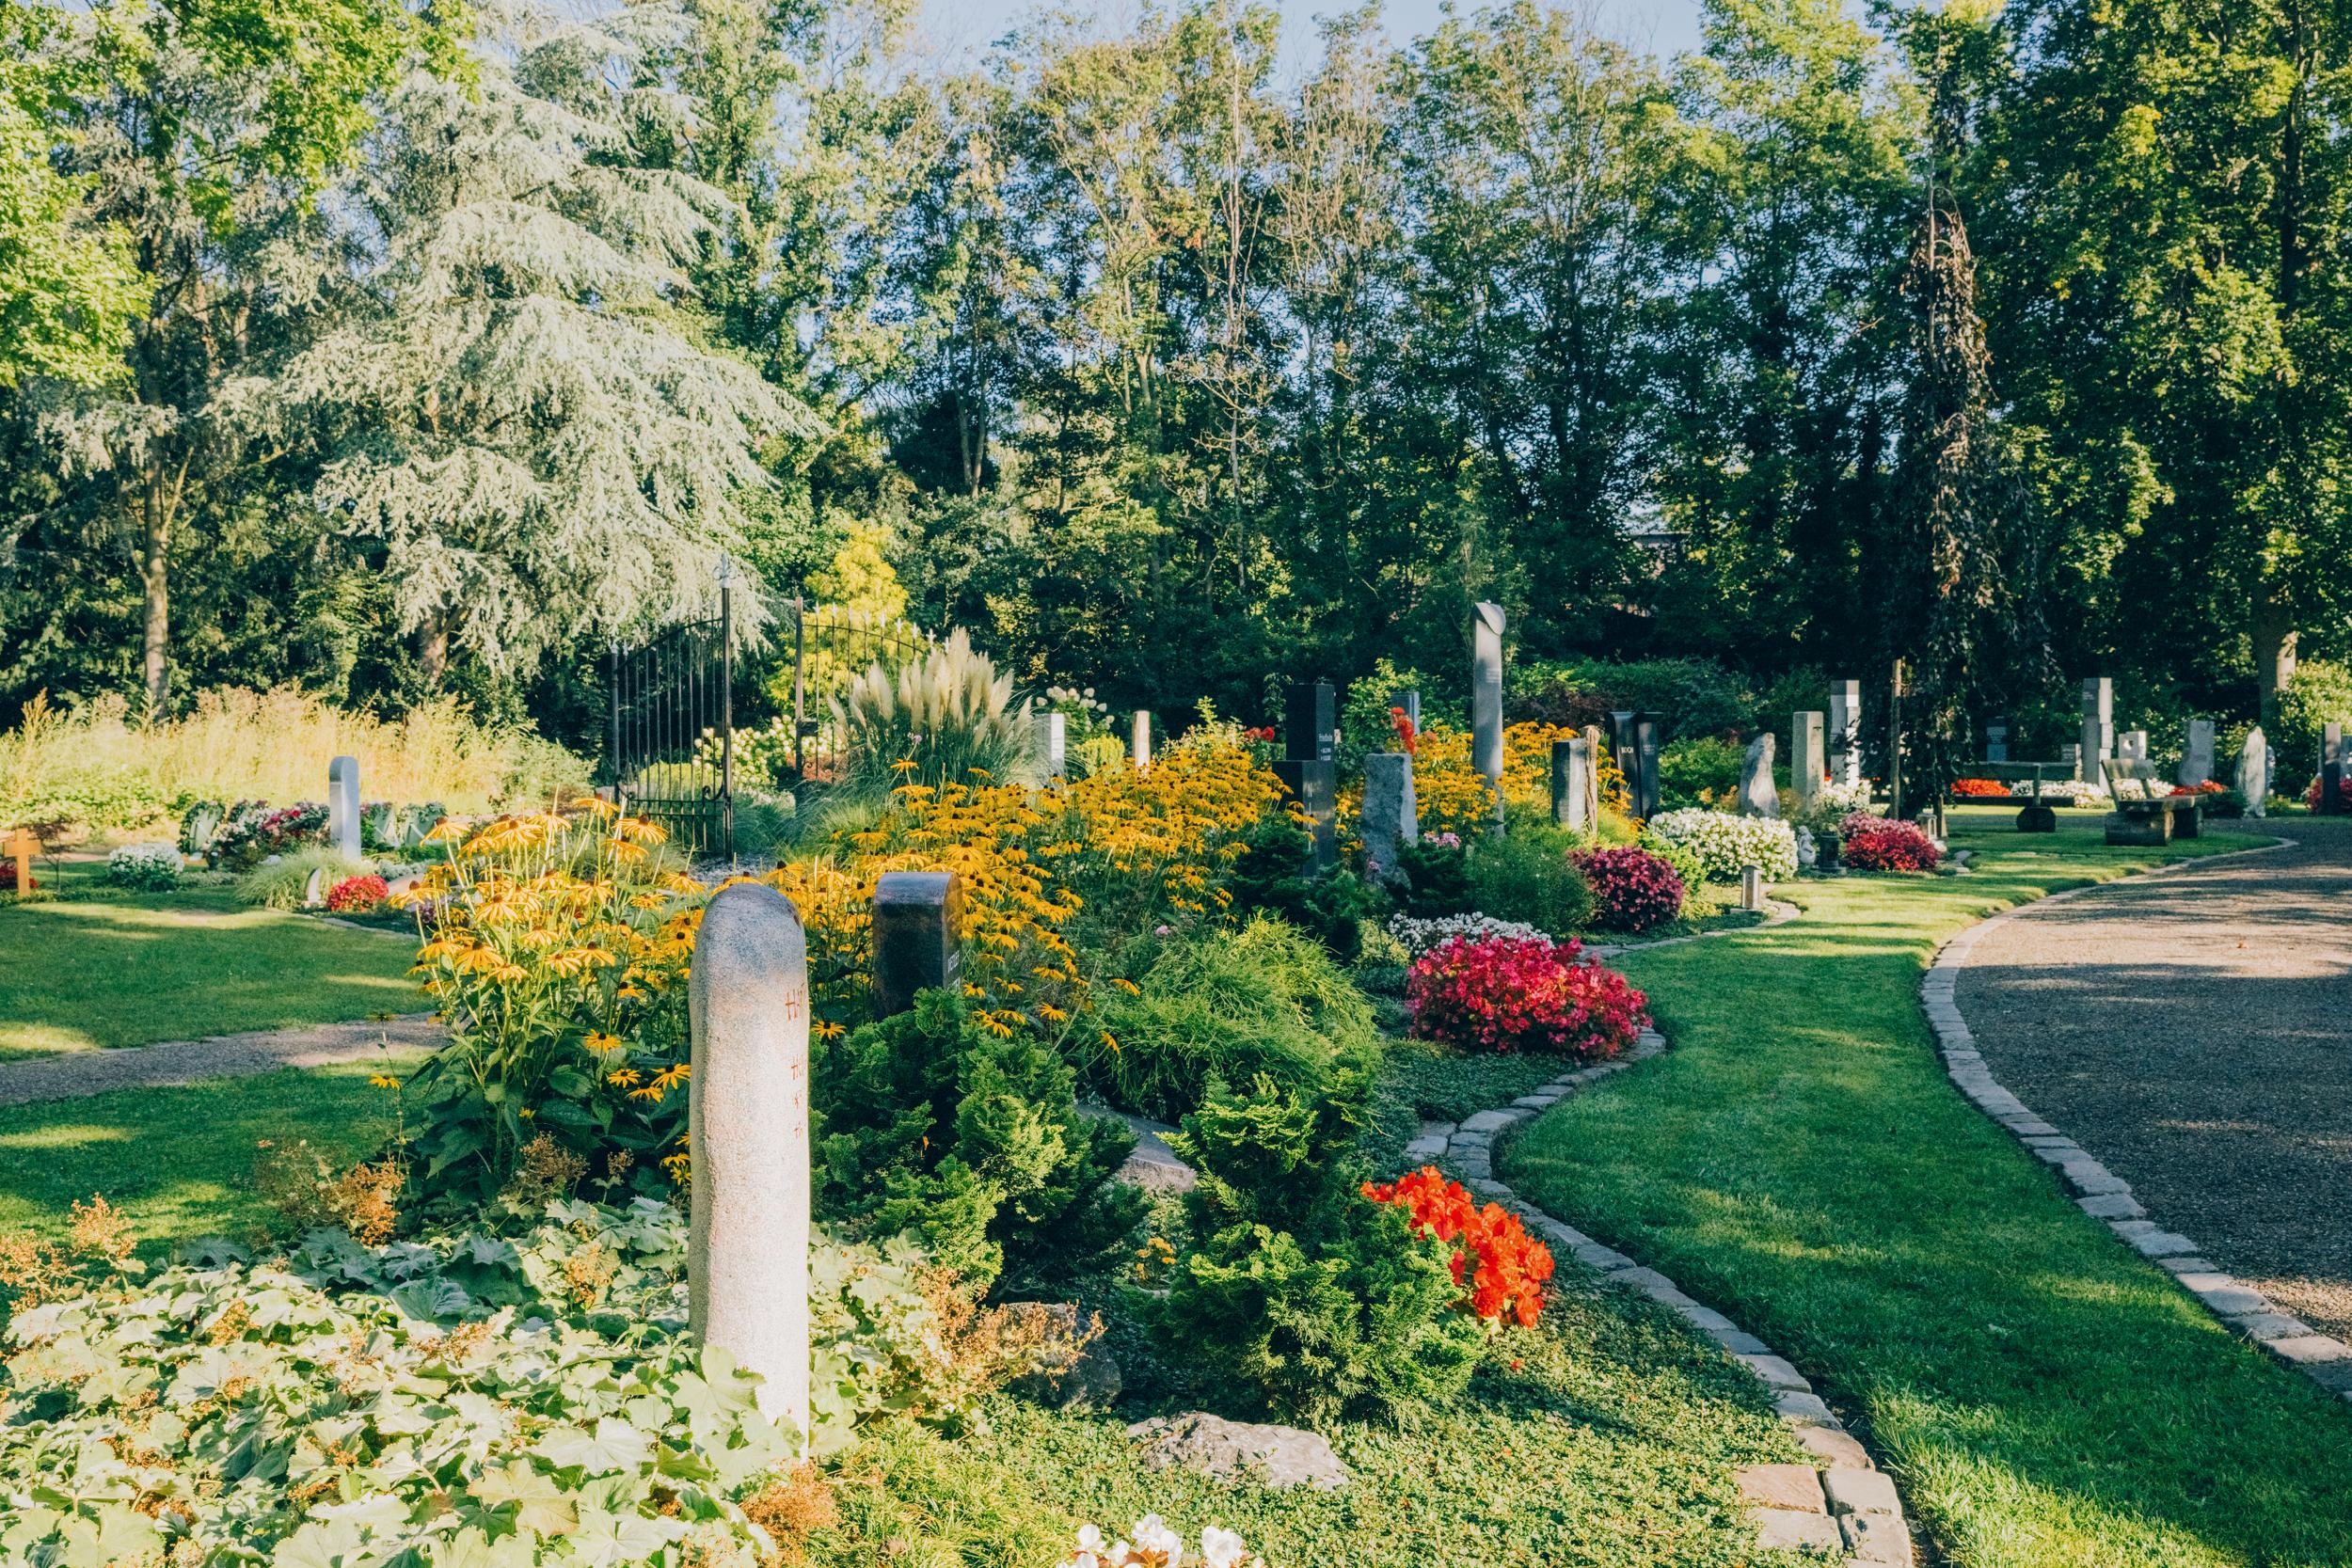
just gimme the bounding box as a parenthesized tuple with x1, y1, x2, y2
(1882, 3, 2044, 830)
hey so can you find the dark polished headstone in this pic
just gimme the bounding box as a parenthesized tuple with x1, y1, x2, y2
(871, 870, 962, 1019)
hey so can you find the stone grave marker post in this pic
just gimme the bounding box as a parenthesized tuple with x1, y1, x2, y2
(2323, 722, 2346, 815)
(1273, 680, 1340, 875)
(1828, 680, 1863, 787)
(1791, 712, 1825, 813)
(687, 881, 813, 1439)
(2079, 678, 2113, 783)
(1131, 710, 1152, 770)
(1739, 733, 1779, 817)
(1037, 710, 1067, 781)
(1471, 603, 1506, 830)
(1361, 752, 1417, 883)
(1631, 712, 1662, 819)
(871, 871, 962, 1020)
(1550, 737, 1595, 832)
(2180, 719, 2216, 787)
(2238, 727, 2270, 816)
(328, 756, 361, 861)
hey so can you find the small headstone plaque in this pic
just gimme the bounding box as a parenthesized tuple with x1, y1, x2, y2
(1391, 689, 1422, 728)
(871, 871, 963, 1019)
(1984, 714, 2010, 764)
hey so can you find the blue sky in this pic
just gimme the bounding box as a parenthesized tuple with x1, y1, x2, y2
(917, 0, 1712, 77)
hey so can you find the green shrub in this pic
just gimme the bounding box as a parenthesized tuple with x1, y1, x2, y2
(1463, 826, 1595, 934)
(818, 990, 1142, 1291)
(1224, 814, 1390, 958)
(2276, 660, 2352, 785)
(1657, 736, 1745, 811)
(234, 847, 372, 910)
(1338, 657, 1432, 766)
(1397, 835, 1474, 917)
(494, 731, 596, 807)
(1150, 1073, 1480, 1423)
(1088, 915, 1378, 1123)
(1509, 657, 1751, 741)
(1636, 832, 1720, 922)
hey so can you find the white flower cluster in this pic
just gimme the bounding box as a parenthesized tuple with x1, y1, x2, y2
(1384, 911, 1548, 957)
(1043, 684, 1114, 718)
(1057, 1517, 1258, 1568)
(1813, 778, 1875, 816)
(2010, 779, 2109, 804)
(103, 841, 183, 890)
(1645, 808, 1800, 883)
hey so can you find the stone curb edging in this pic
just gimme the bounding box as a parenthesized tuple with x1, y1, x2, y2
(1410, 1029, 1917, 1566)
(1924, 835, 2352, 1409)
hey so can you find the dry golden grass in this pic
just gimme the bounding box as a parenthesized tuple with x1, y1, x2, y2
(1, 687, 582, 825)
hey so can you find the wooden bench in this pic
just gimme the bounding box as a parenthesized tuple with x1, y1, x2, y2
(2105, 770, 2200, 845)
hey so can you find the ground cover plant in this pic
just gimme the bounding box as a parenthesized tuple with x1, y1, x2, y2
(1505, 810, 2352, 1567)
(0, 881, 421, 1059)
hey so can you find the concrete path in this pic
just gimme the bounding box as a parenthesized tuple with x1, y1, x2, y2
(0, 1014, 447, 1107)
(1953, 821, 2352, 1339)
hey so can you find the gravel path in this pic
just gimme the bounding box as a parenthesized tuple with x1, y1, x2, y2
(1954, 821, 2352, 1339)
(0, 1014, 448, 1107)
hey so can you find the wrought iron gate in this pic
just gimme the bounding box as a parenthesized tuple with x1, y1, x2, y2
(608, 588, 734, 860)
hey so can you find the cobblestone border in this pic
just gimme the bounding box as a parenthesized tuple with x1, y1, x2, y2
(1406, 1029, 1917, 1566)
(1925, 835, 2352, 1409)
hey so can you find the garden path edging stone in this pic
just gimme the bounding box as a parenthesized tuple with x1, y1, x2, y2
(1926, 835, 2352, 1407)
(1437, 1027, 1918, 1566)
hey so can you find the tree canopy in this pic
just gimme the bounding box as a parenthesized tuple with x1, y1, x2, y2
(4, 0, 2348, 753)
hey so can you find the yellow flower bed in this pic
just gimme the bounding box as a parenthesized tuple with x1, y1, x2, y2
(400, 741, 1289, 1186)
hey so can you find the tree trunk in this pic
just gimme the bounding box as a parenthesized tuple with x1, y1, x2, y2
(2255, 592, 2298, 716)
(139, 472, 171, 717)
(420, 615, 451, 688)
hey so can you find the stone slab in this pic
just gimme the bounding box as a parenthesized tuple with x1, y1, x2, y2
(1753, 1508, 1844, 1554)
(1734, 1464, 1825, 1513)
(1822, 1466, 1902, 1516)
(1793, 1424, 1875, 1470)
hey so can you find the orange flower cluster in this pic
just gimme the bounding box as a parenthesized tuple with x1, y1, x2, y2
(1362, 1165, 1554, 1328)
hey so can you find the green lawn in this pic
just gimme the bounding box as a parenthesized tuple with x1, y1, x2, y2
(1506, 808, 2352, 1568)
(0, 879, 421, 1059)
(0, 1054, 421, 1246)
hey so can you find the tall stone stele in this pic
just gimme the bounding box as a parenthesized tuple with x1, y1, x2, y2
(2237, 726, 2270, 817)
(2079, 677, 2114, 784)
(1828, 680, 1863, 787)
(1361, 752, 1418, 883)
(328, 755, 361, 861)
(1549, 736, 1596, 832)
(1131, 710, 1152, 769)
(687, 881, 813, 1439)
(1739, 733, 1779, 817)
(1272, 680, 1340, 875)
(2180, 718, 2216, 788)
(1790, 712, 1825, 813)
(1471, 601, 1506, 828)
(1036, 710, 1067, 781)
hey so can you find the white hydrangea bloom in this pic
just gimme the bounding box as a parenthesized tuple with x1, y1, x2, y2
(1645, 808, 1800, 883)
